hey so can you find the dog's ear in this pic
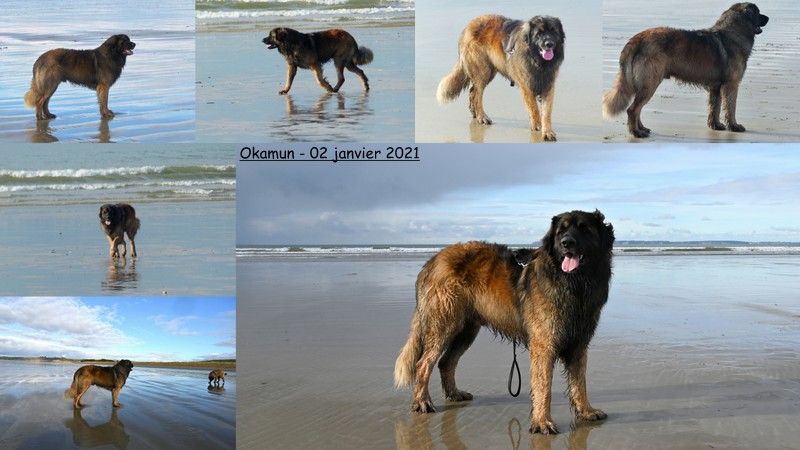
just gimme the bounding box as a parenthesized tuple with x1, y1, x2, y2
(524, 17, 543, 46)
(593, 209, 615, 250)
(554, 17, 565, 42)
(541, 214, 561, 256)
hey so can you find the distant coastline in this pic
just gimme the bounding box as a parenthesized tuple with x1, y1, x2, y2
(0, 356, 236, 371)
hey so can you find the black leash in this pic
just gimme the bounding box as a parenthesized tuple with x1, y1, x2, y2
(507, 339, 521, 397)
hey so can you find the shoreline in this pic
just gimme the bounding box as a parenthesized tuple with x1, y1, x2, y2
(0, 357, 236, 371)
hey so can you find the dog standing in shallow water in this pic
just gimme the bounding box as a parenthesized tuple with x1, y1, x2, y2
(437, 15, 565, 141)
(65, 360, 134, 409)
(395, 210, 614, 434)
(99, 203, 140, 259)
(24, 34, 135, 120)
(262, 27, 373, 95)
(208, 369, 226, 387)
(603, 3, 768, 138)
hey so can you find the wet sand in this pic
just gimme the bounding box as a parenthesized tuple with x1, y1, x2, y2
(0, 361, 235, 449)
(603, 0, 800, 142)
(196, 26, 414, 142)
(237, 253, 800, 448)
(0, 201, 234, 296)
(0, 0, 195, 143)
(416, 0, 603, 143)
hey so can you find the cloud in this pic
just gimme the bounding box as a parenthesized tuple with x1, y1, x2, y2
(150, 315, 201, 336)
(0, 297, 132, 358)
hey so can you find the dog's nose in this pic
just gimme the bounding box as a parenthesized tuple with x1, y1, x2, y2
(262, 37, 269, 44)
(544, 41, 555, 49)
(561, 237, 575, 249)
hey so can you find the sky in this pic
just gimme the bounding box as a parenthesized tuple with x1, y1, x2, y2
(0, 297, 235, 361)
(237, 143, 800, 245)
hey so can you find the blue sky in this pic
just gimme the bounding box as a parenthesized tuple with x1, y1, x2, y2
(0, 297, 235, 361)
(237, 144, 800, 245)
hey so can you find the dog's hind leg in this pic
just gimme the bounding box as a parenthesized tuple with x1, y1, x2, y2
(626, 85, 657, 138)
(310, 64, 335, 93)
(74, 381, 90, 408)
(345, 61, 369, 91)
(722, 80, 744, 132)
(465, 61, 495, 124)
(36, 75, 59, 120)
(707, 85, 725, 130)
(126, 220, 139, 258)
(412, 320, 461, 413)
(279, 64, 297, 95)
(438, 319, 480, 402)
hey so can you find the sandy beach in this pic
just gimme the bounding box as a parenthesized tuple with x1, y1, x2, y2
(0, 361, 235, 449)
(416, 0, 603, 143)
(602, 0, 800, 142)
(196, 1, 414, 142)
(0, 145, 235, 295)
(237, 252, 800, 448)
(0, 0, 195, 143)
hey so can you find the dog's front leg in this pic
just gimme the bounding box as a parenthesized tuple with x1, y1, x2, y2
(112, 387, 122, 407)
(540, 83, 557, 141)
(520, 86, 542, 131)
(529, 343, 558, 434)
(97, 84, 114, 118)
(310, 64, 335, 93)
(280, 64, 297, 95)
(107, 235, 118, 258)
(565, 349, 607, 422)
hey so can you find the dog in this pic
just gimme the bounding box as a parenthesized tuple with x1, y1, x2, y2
(208, 369, 226, 387)
(437, 15, 565, 141)
(99, 203, 140, 259)
(394, 210, 615, 434)
(24, 34, 135, 121)
(262, 28, 373, 95)
(65, 359, 134, 409)
(603, 3, 768, 138)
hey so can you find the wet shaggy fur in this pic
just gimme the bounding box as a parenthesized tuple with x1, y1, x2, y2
(395, 210, 615, 434)
(262, 27, 373, 95)
(603, 3, 768, 138)
(208, 369, 226, 387)
(24, 34, 136, 120)
(437, 15, 565, 141)
(65, 360, 134, 409)
(99, 203, 140, 259)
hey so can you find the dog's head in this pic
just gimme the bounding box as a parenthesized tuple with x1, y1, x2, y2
(722, 3, 768, 35)
(262, 28, 298, 51)
(115, 359, 134, 374)
(542, 210, 614, 274)
(102, 34, 136, 58)
(514, 16, 565, 63)
(99, 204, 118, 228)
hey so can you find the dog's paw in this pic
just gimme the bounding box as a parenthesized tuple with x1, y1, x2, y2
(542, 130, 557, 142)
(708, 121, 726, 131)
(577, 408, 607, 422)
(475, 115, 493, 125)
(411, 399, 436, 413)
(445, 390, 473, 402)
(529, 419, 559, 435)
(101, 111, 115, 119)
(278, 89, 289, 95)
(631, 128, 650, 138)
(727, 123, 746, 132)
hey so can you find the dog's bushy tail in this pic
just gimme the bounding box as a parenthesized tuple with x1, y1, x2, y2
(602, 53, 635, 118)
(64, 374, 78, 400)
(394, 312, 423, 389)
(354, 46, 374, 65)
(436, 60, 469, 104)
(23, 82, 39, 109)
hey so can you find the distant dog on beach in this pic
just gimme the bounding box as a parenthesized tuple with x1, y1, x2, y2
(99, 203, 140, 259)
(24, 34, 135, 120)
(603, 3, 768, 137)
(395, 210, 615, 434)
(208, 369, 226, 387)
(262, 27, 373, 95)
(437, 15, 565, 141)
(65, 359, 134, 409)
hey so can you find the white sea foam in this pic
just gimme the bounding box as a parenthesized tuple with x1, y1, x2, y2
(0, 165, 233, 179)
(196, 6, 413, 20)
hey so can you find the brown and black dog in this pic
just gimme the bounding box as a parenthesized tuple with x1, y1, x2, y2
(437, 15, 565, 141)
(262, 27, 373, 95)
(24, 35, 135, 120)
(603, 3, 768, 137)
(99, 203, 140, 259)
(395, 210, 615, 434)
(208, 368, 226, 387)
(65, 359, 134, 409)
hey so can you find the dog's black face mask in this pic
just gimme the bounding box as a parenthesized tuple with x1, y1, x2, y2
(543, 210, 614, 274)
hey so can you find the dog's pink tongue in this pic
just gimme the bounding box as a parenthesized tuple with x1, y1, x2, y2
(541, 48, 554, 61)
(105, 220, 111, 225)
(561, 255, 580, 273)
